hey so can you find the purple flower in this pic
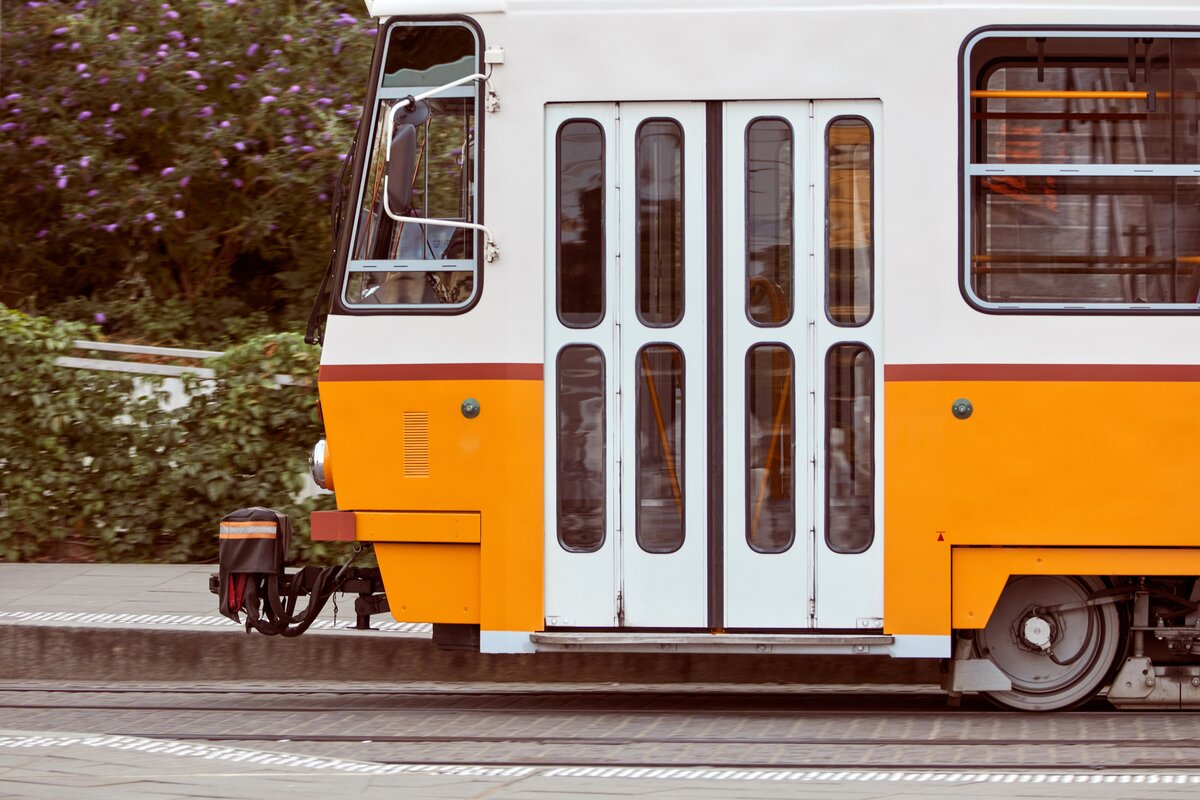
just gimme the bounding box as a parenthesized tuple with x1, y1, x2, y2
(30, 136, 48, 147)
(232, 178, 244, 188)
(315, 97, 332, 106)
(165, 10, 180, 19)
(52, 27, 68, 35)
(53, 164, 65, 177)
(110, 102, 121, 112)
(179, 176, 190, 187)
(288, 84, 300, 93)
(141, 107, 155, 117)
(277, 108, 291, 116)
(152, 224, 162, 233)
(56, 177, 68, 189)
(79, 156, 90, 168)
(174, 210, 185, 219)
(86, 189, 99, 198)
(185, 70, 201, 80)
(0, 122, 15, 132)
(198, 106, 213, 118)
(233, 141, 245, 151)
(36, 229, 49, 238)
(2, 93, 20, 102)
(260, 95, 276, 104)
(94, 312, 107, 324)
(196, 84, 207, 92)
(246, 42, 259, 57)
(107, 33, 119, 41)
(219, 120, 230, 128)
(125, 25, 138, 33)
(103, 224, 118, 233)
(168, 30, 184, 40)
(137, 70, 147, 83)
(161, 167, 175, 176)
(145, 212, 156, 221)
(77, 110, 92, 120)
(75, 63, 88, 73)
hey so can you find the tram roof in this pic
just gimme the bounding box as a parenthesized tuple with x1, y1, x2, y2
(364, 0, 1198, 17)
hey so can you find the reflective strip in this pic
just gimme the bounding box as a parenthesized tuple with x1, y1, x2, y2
(220, 523, 277, 538)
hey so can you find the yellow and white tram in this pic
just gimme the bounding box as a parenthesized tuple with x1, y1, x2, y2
(251, 0, 1200, 711)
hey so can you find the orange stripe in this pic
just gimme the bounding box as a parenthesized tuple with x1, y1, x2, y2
(219, 533, 277, 539)
(319, 363, 543, 382)
(221, 521, 278, 527)
(885, 364, 1200, 382)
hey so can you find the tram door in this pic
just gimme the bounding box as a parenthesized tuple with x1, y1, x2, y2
(545, 101, 882, 630)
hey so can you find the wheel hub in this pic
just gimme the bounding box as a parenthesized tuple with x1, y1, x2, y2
(1021, 614, 1054, 650)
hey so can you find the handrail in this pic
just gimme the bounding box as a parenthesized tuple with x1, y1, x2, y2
(55, 342, 298, 385)
(970, 90, 1157, 100)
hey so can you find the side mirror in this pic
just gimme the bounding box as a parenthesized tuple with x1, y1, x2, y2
(386, 124, 418, 212)
(384, 98, 431, 214)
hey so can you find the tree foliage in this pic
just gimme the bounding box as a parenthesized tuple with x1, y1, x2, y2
(0, 304, 339, 563)
(0, 0, 375, 343)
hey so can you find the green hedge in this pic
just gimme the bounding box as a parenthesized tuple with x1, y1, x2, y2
(0, 305, 339, 563)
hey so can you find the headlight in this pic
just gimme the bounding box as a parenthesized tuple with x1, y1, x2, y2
(309, 437, 332, 490)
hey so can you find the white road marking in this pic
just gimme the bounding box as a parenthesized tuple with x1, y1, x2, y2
(0, 610, 429, 634)
(1, 735, 1199, 784)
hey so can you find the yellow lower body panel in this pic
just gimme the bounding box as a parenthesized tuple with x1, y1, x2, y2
(885, 375, 1200, 636)
(952, 547, 1200, 629)
(375, 542, 480, 624)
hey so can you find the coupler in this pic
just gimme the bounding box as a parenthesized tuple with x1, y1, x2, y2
(211, 507, 387, 636)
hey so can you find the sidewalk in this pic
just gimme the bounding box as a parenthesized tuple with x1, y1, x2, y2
(0, 563, 939, 685)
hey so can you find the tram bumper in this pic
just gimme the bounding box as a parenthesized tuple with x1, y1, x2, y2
(213, 506, 388, 636)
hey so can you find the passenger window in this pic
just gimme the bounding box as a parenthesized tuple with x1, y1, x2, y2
(746, 344, 795, 554)
(557, 345, 606, 552)
(636, 119, 685, 327)
(746, 118, 794, 326)
(556, 120, 606, 328)
(342, 21, 481, 310)
(826, 117, 874, 326)
(826, 343, 874, 554)
(965, 34, 1200, 308)
(636, 344, 684, 553)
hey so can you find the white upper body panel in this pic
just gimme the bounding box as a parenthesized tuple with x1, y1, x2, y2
(325, 1, 1200, 368)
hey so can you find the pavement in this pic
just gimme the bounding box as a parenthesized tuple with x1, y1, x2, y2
(0, 563, 939, 684)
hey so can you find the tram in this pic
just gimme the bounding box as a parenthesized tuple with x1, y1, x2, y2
(217, 0, 1200, 711)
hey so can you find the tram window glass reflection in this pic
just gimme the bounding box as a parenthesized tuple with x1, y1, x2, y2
(826, 117, 874, 326)
(636, 119, 685, 327)
(636, 344, 685, 554)
(966, 34, 1200, 308)
(557, 345, 606, 552)
(557, 120, 605, 328)
(825, 344, 874, 554)
(746, 344, 796, 554)
(342, 21, 481, 310)
(746, 118, 794, 326)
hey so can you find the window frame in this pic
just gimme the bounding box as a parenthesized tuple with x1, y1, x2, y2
(959, 25, 1200, 316)
(332, 15, 486, 317)
(555, 118, 607, 329)
(824, 114, 875, 327)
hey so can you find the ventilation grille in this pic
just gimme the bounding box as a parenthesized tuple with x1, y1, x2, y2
(403, 412, 430, 477)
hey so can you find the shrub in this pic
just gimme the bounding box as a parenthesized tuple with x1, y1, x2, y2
(0, 304, 340, 563)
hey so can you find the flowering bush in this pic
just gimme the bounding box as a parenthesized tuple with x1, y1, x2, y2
(0, 0, 376, 343)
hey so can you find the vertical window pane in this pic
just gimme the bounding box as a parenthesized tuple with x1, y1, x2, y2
(637, 119, 684, 327)
(746, 345, 795, 553)
(557, 346, 606, 552)
(636, 344, 684, 553)
(826, 117, 874, 325)
(746, 118, 794, 325)
(557, 120, 605, 327)
(826, 344, 874, 554)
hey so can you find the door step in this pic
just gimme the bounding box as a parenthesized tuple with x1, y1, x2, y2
(530, 631, 893, 655)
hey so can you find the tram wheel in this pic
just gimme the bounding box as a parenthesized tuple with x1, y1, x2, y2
(974, 575, 1123, 711)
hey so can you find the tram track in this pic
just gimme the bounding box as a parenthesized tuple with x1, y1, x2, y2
(5, 684, 1200, 773)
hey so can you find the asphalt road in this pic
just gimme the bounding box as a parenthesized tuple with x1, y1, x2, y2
(2, 681, 1199, 799)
